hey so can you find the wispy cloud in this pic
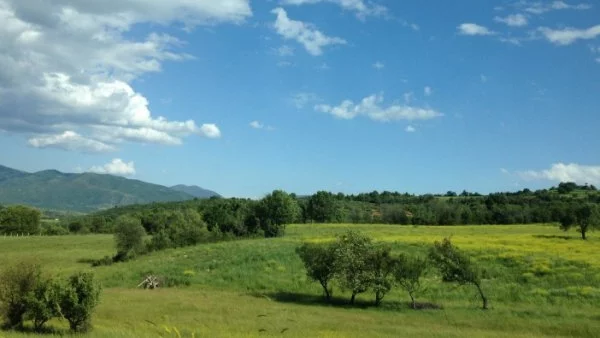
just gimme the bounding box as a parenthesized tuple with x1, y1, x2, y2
(405, 125, 416, 133)
(292, 92, 320, 109)
(271, 7, 346, 55)
(249, 121, 275, 131)
(539, 25, 600, 45)
(458, 23, 495, 36)
(315, 94, 442, 122)
(520, 1, 592, 15)
(424, 86, 433, 96)
(281, 0, 387, 20)
(494, 14, 528, 27)
(373, 61, 385, 70)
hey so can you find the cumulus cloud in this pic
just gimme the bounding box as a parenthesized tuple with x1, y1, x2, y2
(89, 158, 136, 176)
(271, 7, 346, 55)
(28, 131, 116, 153)
(518, 163, 600, 185)
(281, 0, 387, 19)
(372, 61, 385, 70)
(494, 14, 528, 27)
(0, 0, 242, 152)
(458, 23, 495, 36)
(315, 94, 442, 122)
(539, 25, 600, 45)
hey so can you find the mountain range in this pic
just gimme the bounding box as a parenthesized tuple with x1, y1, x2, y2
(0, 165, 220, 213)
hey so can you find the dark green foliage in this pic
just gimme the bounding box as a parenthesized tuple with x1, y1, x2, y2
(0, 205, 41, 235)
(429, 238, 488, 309)
(25, 278, 60, 331)
(368, 245, 397, 306)
(394, 255, 428, 309)
(114, 216, 146, 261)
(40, 222, 69, 236)
(332, 231, 374, 304)
(56, 272, 101, 332)
(560, 203, 599, 240)
(296, 243, 337, 301)
(256, 190, 299, 237)
(0, 261, 43, 329)
(307, 191, 341, 223)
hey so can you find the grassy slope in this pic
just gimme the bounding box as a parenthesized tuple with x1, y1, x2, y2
(1, 224, 599, 337)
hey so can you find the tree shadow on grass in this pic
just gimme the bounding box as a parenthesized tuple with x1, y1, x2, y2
(250, 291, 442, 311)
(1, 325, 67, 336)
(532, 235, 578, 240)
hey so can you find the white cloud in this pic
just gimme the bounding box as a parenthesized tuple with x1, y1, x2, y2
(424, 86, 433, 96)
(500, 168, 509, 174)
(372, 61, 385, 70)
(0, 1, 243, 152)
(249, 120, 274, 131)
(458, 23, 495, 36)
(518, 163, 600, 185)
(275, 45, 294, 56)
(281, 0, 387, 19)
(494, 14, 528, 27)
(405, 125, 416, 133)
(271, 7, 346, 55)
(522, 1, 591, 15)
(480, 74, 488, 83)
(89, 158, 136, 176)
(249, 121, 264, 129)
(292, 92, 320, 109)
(199, 124, 221, 138)
(539, 25, 600, 45)
(315, 94, 442, 122)
(28, 131, 116, 153)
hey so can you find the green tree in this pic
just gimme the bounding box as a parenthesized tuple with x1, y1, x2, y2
(296, 243, 337, 301)
(56, 272, 101, 332)
(257, 190, 299, 237)
(369, 245, 396, 306)
(429, 238, 488, 310)
(0, 205, 41, 235)
(333, 231, 374, 305)
(307, 191, 340, 223)
(0, 261, 43, 329)
(113, 216, 146, 261)
(26, 278, 60, 331)
(394, 255, 428, 309)
(560, 203, 599, 240)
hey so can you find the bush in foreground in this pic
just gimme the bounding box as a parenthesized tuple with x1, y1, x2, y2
(56, 272, 101, 332)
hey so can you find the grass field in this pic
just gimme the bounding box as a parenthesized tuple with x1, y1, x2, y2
(1, 224, 600, 337)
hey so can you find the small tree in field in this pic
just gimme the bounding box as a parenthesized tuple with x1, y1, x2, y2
(296, 243, 337, 301)
(26, 278, 60, 331)
(369, 245, 397, 306)
(394, 255, 428, 309)
(113, 216, 146, 261)
(429, 238, 488, 310)
(560, 203, 599, 240)
(0, 261, 42, 329)
(333, 231, 373, 305)
(56, 272, 101, 332)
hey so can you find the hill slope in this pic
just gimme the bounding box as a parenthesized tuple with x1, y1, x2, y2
(170, 184, 221, 198)
(0, 165, 202, 212)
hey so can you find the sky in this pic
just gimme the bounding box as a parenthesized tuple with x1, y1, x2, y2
(0, 0, 599, 198)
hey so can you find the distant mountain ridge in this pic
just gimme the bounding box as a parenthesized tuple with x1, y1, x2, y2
(0, 165, 220, 213)
(170, 184, 221, 199)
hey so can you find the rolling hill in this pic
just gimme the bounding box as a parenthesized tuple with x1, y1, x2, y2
(0, 165, 218, 212)
(170, 184, 221, 198)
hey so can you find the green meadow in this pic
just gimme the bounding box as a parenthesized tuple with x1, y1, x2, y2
(1, 223, 599, 337)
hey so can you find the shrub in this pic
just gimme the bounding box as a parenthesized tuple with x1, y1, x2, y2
(56, 272, 101, 332)
(114, 216, 146, 261)
(0, 261, 43, 329)
(369, 245, 397, 306)
(40, 223, 69, 236)
(25, 278, 60, 331)
(91, 256, 114, 267)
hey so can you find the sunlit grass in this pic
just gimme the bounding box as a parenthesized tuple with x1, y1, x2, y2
(1, 224, 599, 337)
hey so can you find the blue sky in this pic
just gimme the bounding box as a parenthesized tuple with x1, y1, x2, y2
(0, 0, 599, 197)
